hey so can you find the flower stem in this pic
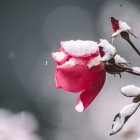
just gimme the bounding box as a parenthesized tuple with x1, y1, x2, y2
(120, 31, 140, 56)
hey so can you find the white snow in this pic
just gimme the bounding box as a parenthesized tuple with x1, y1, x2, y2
(119, 21, 131, 31)
(111, 102, 139, 135)
(61, 40, 98, 57)
(87, 55, 101, 69)
(120, 103, 139, 117)
(111, 115, 125, 134)
(132, 67, 140, 74)
(75, 101, 84, 112)
(98, 39, 116, 61)
(121, 85, 140, 97)
(114, 54, 128, 64)
(52, 51, 67, 62)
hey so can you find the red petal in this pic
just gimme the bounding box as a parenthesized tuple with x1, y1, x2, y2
(56, 63, 105, 94)
(110, 17, 120, 32)
(75, 69, 106, 112)
(55, 71, 61, 88)
(55, 64, 90, 92)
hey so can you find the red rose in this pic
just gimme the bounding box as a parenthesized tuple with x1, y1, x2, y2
(52, 40, 117, 112)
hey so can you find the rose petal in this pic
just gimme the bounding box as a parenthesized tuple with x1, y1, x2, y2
(110, 17, 119, 32)
(87, 55, 101, 69)
(75, 68, 106, 112)
(55, 64, 90, 92)
(56, 63, 105, 93)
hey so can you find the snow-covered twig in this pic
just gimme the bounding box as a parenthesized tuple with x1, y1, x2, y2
(110, 85, 140, 135)
(110, 102, 140, 135)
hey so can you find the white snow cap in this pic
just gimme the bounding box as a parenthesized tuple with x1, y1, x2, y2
(52, 51, 68, 62)
(119, 21, 131, 31)
(121, 85, 140, 97)
(110, 103, 139, 135)
(111, 114, 125, 135)
(120, 103, 139, 117)
(132, 67, 140, 74)
(114, 54, 128, 64)
(98, 39, 116, 61)
(61, 40, 98, 57)
(0, 109, 41, 140)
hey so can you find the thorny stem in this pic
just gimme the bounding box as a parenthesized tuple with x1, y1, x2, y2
(120, 31, 140, 56)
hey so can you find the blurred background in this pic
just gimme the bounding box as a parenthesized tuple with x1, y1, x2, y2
(1, 0, 140, 140)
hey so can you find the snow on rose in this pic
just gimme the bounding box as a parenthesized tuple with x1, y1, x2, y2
(51, 39, 140, 112)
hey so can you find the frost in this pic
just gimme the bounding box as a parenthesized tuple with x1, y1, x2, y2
(114, 54, 127, 64)
(121, 85, 140, 97)
(110, 103, 140, 135)
(61, 40, 98, 57)
(98, 39, 116, 61)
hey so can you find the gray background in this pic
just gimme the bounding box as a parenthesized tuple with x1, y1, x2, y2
(1, 0, 140, 140)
